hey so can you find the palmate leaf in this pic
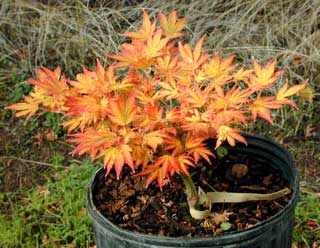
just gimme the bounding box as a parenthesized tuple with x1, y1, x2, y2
(28, 67, 69, 96)
(159, 11, 187, 38)
(109, 41, 150, 68)
(184, 136, 214, 164)
(7, 67, 70, 120)
(249, 60, 283, 89)
(249, 97, 283, 123)
(204, 55, 235, 79)
(100, 145, 135, 180)
(182, 109, 211, 135)
(142, 130, 165, 151)
(69, 130, 117, 158)
(107, 93, 137, 126)
(178, 37, 209, 71)
(182, 85, 208, 108)
(216, 125, 247, 149)
(6, 96, 39, 121)
(276, 81, 307, 107)
(155, 55, 179, 81)
(144, 30, 169, 59)
(158, 80, 179, 100)
(122, 10, 156, 40)
(210, 110, 247, 130)
(138, 153, 194, 189)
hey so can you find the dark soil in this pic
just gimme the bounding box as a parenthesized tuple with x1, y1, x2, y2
(93, 151, 292, 237)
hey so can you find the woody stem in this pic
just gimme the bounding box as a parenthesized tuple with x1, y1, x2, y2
(181, 174, 199, 210)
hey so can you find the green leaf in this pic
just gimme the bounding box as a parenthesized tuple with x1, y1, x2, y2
(220, 222, 232, 231)
(216, 146, 228, 158)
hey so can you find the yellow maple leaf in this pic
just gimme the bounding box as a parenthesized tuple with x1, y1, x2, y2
(122, 10, 156, 40)
(107, 93, 137, 126)
(216, 125, 247, 148)
(144, 30, 169, 58)
(100, 145, 135, 179)
(249, 60, 283, 89)
(276, 81, 307, 107)
(159, 11, 187, 38)
(178, 36, 209, 71)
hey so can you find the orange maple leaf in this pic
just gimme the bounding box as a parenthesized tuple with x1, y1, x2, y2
(144, 30, 169, 59)
(28, 67, 68, 96)
(108, 41, 150, 68)
(233, 67, 253, 83)
(138, 153, 194, 189)
(69, 130, 117, 159)
(185, 136, 214, 164)
(6, 96, 39, 121)
(155, 55, 179, 81)
(249, 97, 283, 123)
(142, 130, 165, 151)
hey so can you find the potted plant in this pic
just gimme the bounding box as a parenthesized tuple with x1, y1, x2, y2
(7, 10, 306, 248)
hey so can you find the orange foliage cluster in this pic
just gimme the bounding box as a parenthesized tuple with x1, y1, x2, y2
(7, 11, 306, 188)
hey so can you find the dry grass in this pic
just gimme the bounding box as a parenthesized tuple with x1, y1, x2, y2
(1, 0, 319, 78)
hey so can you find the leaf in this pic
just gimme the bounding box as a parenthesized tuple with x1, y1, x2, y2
(276, 81, 307, 107)
(220, 222, 232, 231)
(216, 146, 228, 159)
(101, 144, 135, 179)
(178, 37, 208, 71)
(249, 60, 283, 89)
(185, 136, 214, 164)
(122, 10, 156, 40)
(158, 80, 179, 100)
(107, 93, 137, 126)
(298, 86, 315, 101)
(159, 11, 187, 38)
(69, 130, 117, 158)
(216, 125, 247, 149)
(249, 97, 283, 123)
(28, 67, 69, 96)
(204, 55, 235, 79)
(137, 153, 192, 189)
(6, 96, 39, 121)
(233, 68, 253, 82)
(144, 30, 169, 58)
(108, 41, 150, 68)
(209, 210, 232, 225)
(142, 131, 165, 151)
(183, 86, 207, 108)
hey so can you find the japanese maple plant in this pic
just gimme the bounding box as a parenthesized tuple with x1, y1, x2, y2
(7, 11, 305, 220)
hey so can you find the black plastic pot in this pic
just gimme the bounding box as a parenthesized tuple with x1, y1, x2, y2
(86, 134, 299, 248)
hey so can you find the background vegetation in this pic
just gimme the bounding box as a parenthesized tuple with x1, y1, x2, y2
(0, 0, 319, 247)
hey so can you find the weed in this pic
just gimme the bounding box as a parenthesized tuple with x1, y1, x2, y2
(0, 160, 97, 248)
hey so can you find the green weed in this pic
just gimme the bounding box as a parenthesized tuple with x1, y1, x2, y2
(0, 160, 97, 248)
(293, 193, 320, 246)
